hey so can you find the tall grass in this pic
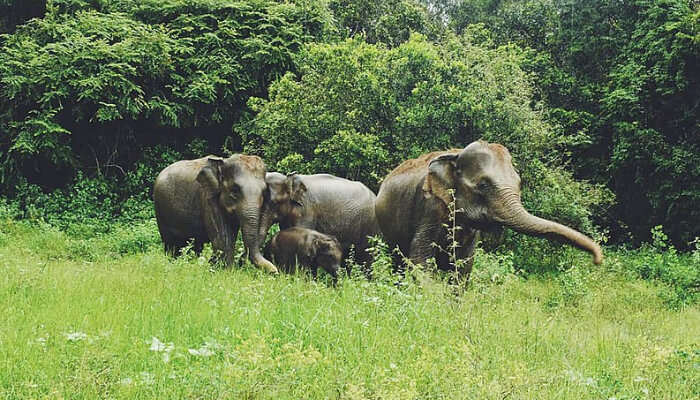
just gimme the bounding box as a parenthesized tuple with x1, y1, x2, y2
(0, 219, 698, 399)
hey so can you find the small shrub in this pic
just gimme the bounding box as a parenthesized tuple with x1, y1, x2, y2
(624, 226, 700, 309)
(470, 248, 518, 286)
(365, 235, 397, 285)
(545, 264, 591, 308)
(107, 220, 160, 255)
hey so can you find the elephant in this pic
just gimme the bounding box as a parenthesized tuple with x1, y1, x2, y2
(260, 172, 380, 273)
(264, 227, 343, 282)
(375, 140, 603, 280)
(153, 155, 278, 273)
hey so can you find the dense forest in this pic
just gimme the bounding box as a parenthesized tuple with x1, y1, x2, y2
(1, 0, 698, 249)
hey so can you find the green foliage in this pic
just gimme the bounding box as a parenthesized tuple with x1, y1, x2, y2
(1, 0, 697, 252)
(5, 144, 183, 236)
(329, 0, 441, 46)
(313, 129, 389, 184)
(469, 248, 518, 286)
(545, 265, 591, 308)
(602, 1, 700, 246)
(0, 0, 333, 186)
(622, 226, 700, 309)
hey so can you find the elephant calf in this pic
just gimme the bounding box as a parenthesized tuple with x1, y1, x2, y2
(264, 227, 343, 283)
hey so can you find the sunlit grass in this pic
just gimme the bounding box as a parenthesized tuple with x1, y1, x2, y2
(0, 220, 698, 399)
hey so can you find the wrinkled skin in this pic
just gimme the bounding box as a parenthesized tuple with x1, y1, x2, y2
(261, 173, 380, 273)
(264, 227, 343, 283)
(375, 140, 603, 281)
(153, 155, 277, 273)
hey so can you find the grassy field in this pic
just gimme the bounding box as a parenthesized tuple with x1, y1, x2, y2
(0, 219, 698, 399)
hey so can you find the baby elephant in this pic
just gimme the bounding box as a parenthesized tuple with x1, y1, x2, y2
(264, 227, 343, 283)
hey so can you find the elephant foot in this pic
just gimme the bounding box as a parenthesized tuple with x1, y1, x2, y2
(257, 259, 279, 274)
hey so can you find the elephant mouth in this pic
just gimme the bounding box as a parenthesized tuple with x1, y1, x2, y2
(453, 208, 491, 230)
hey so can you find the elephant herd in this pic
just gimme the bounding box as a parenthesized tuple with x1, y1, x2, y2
(153, 140, 603, 282)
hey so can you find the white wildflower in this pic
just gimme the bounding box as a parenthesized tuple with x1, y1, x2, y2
(139, 372, 155, 385)
(148, 337, 174, 363)
(188, 347, 215, 357)
(64, 331, 88, 342)
(188, 340, 220, 357)
(119, 377, 133, 386)
(564, 369, 597, 387)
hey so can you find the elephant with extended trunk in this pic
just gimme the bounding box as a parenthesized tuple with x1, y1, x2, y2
(153, 155, 277, 273)
(375, 140, 603, 279)
(260, 172, 380, 273)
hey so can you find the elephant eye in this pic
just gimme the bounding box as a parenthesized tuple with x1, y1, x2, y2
(477, 179, 491, 191)
(230, 184, 241, 197)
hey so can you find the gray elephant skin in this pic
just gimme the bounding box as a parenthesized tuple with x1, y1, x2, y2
(153, 155, 277, 273)
(262, 172, 380, 272)
(264, 227, 343, 282)
(375, 140, 603, 280)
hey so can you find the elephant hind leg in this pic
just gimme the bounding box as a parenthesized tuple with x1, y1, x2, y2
(163, 236, 187, 257)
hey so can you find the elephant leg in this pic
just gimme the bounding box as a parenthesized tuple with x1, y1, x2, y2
(164, 239, 185, 257)
(201, 196, 238, 267)
(454, 229, 479, 283)
(353, 242, 376, 280)
(408, 222, 441, 267)
(193, 238, 205, 255)
(161, 231, 188, 257)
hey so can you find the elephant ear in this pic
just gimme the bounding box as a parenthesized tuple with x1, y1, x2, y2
(288, 175, 307, 206)
(196, 157, 224, 198)
(423, 153, 458, 207)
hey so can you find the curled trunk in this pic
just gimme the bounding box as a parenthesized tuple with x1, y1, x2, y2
(495, 197, 603, 265)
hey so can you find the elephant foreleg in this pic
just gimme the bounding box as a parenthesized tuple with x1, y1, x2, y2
(201, 196, 238, 267)
(454, 229, 479, 283)
(408, 222, 441, 267)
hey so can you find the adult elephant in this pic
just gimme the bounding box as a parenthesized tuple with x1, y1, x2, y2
(153, 155, 278, 273)
(261, 172, 380, 272)
(375, 140, 603, 279)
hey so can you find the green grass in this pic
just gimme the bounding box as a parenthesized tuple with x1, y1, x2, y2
(0, 219, 698, 399)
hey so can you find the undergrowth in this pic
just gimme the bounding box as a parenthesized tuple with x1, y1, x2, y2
(0, 218, 698, 399)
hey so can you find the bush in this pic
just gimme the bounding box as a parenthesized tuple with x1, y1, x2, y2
(623, 226, 700, 309)
(0, 0, 334, 189)
(5, 143, 183, 233)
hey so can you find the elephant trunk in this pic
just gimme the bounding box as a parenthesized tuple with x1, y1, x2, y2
(258, 202, 276, 245)
(493, 191, 603, 265)
(240, 201, 278, 274)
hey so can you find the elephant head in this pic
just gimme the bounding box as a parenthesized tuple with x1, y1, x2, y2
(260, 172, 305, 234)
(309, 234, 343, 275)
(196, 155, 277, 273)
(424, 141, 603, 264)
